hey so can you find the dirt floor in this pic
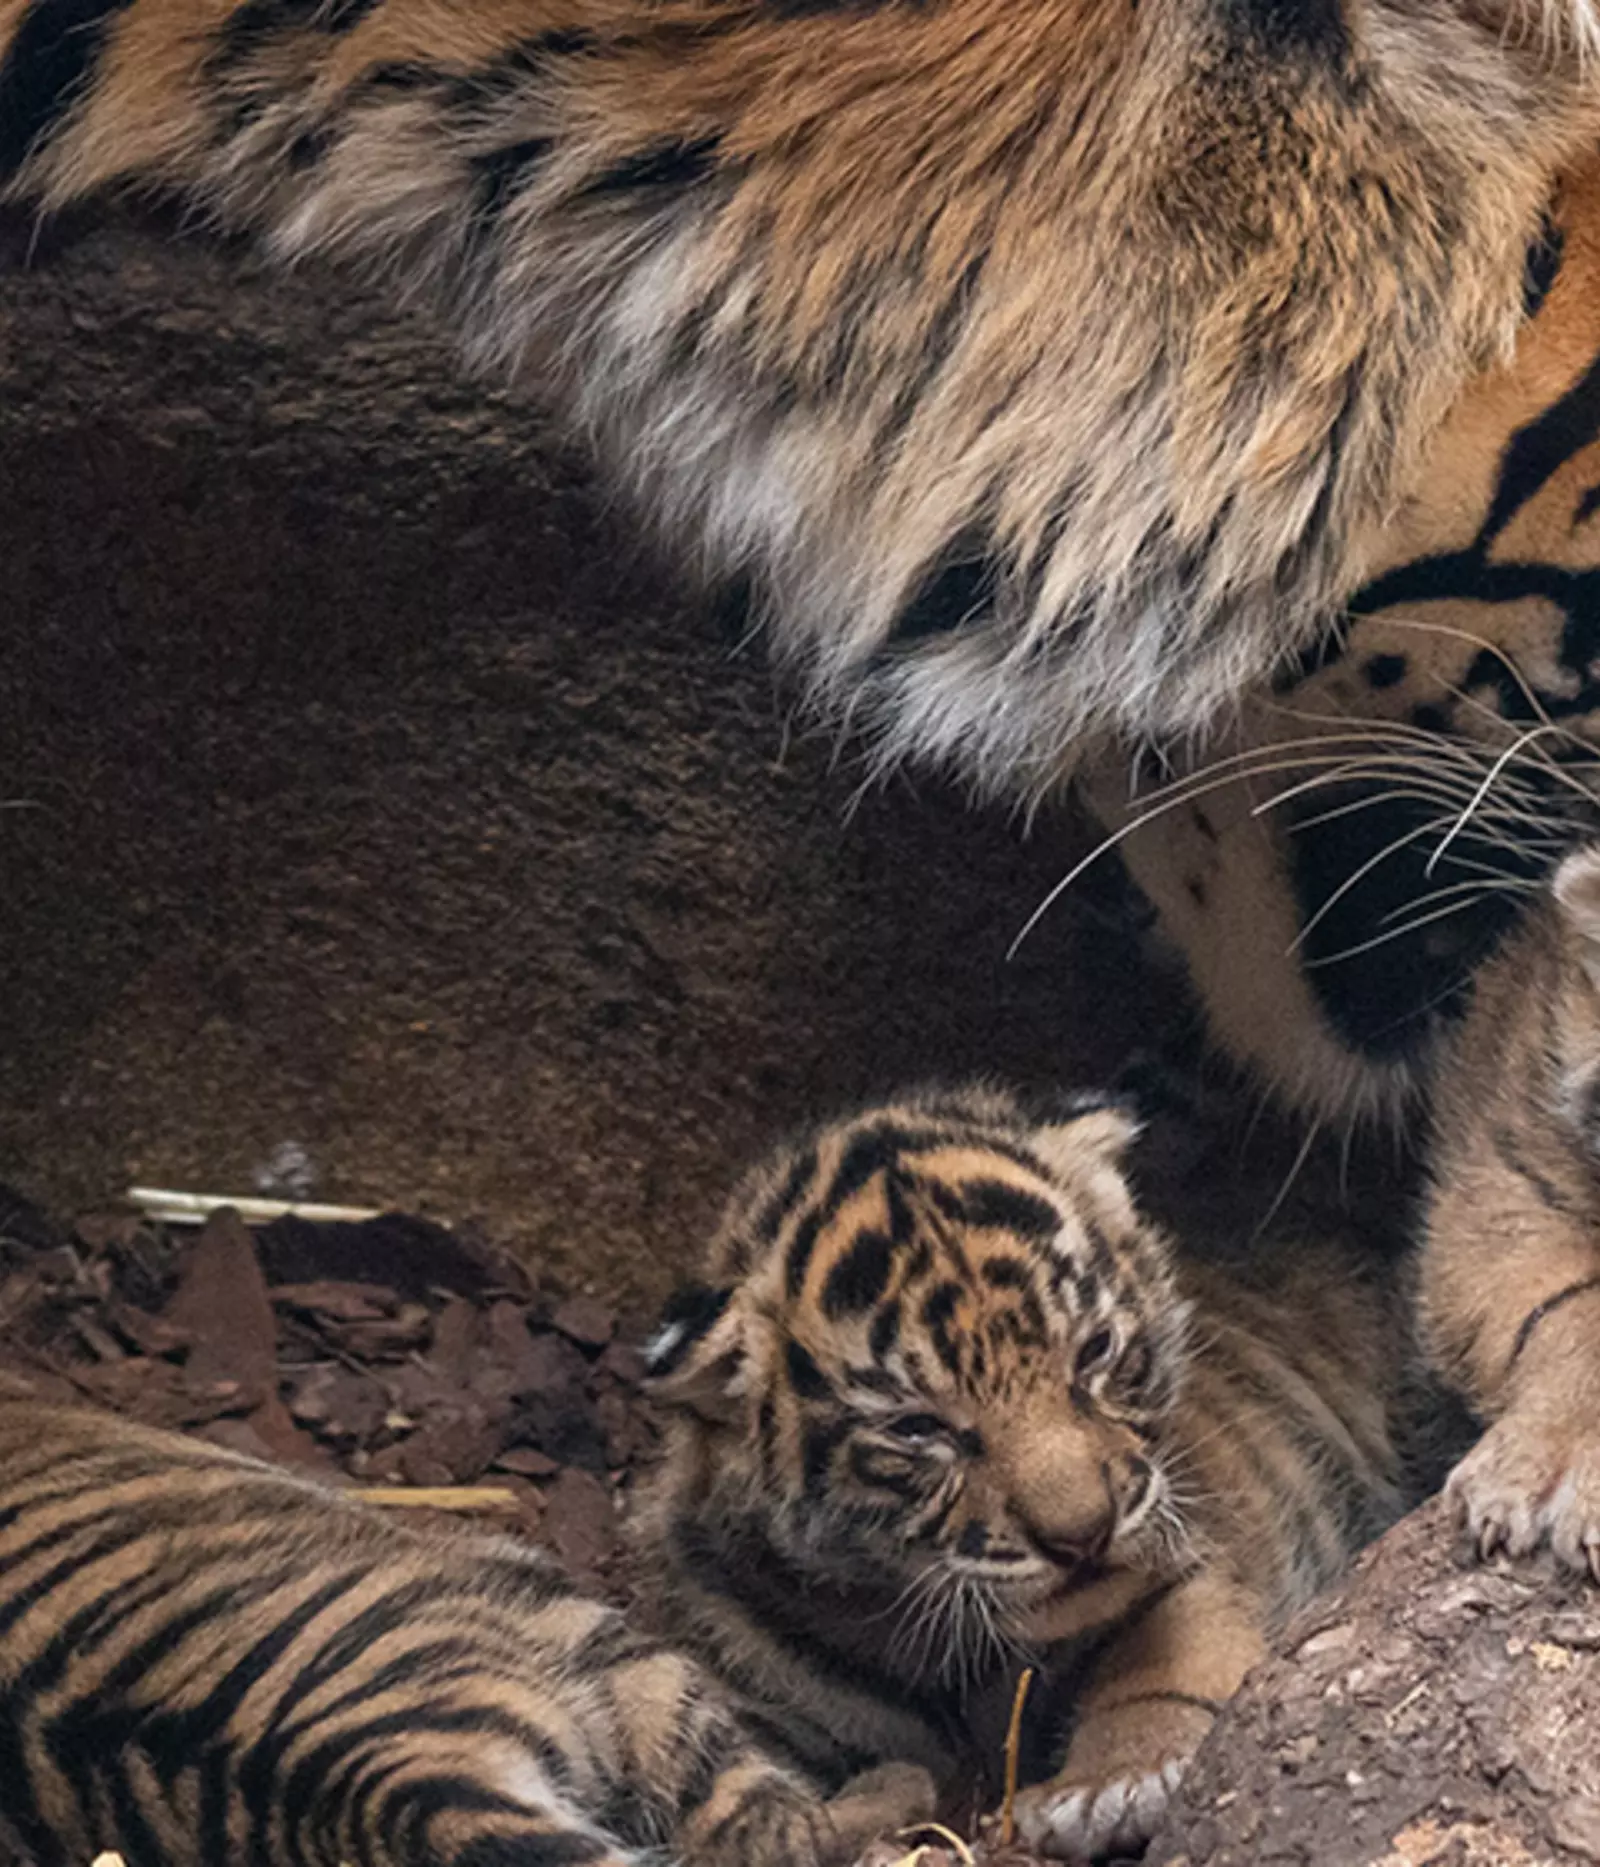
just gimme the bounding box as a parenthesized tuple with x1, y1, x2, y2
(0, 205, 1268, 1326)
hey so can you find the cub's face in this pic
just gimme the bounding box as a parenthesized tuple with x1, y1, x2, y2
(648, 1091, 1195, 1661)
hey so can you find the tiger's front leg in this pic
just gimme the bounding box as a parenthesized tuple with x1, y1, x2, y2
(1418, 846, 1600, 1581)
(1424, 1177, 1600, 1577)
(1010, 1570, 1266, 1862)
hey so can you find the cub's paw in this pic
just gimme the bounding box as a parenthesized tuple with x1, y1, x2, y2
(825, 1762, 939, 1863)
(1010, 1759, 1186, 1861)
(1448, 1408, 1600, 1579)
(1008, 1698, 1213, 1861)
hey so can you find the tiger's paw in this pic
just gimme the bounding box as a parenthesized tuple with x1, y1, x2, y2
(1449, 1406, 1600, 1580)
(825, 1762, 939, 1864)
(1009, 1760, 1186, 1861)
(1007, 1698, 1213, 1861)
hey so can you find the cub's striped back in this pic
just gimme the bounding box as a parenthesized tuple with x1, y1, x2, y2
(0, 1399, 847, 1867)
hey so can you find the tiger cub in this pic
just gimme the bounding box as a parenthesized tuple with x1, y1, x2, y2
(635, 1085, 1408, 1862)
(1421, 843, 1600, 1581)
(0, 1398, 926, 1867)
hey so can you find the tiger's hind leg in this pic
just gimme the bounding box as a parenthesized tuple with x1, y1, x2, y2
(297, 1740, 646, 1867)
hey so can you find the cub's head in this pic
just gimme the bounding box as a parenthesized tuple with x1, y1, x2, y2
(646, 1087, 1195, 1660)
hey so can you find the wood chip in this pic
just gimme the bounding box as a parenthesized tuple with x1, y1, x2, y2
(354, 1485, 519, 1514)
(493, 1445, 562, 1479)
(166, 1208, 277, 1409)
(551, 1294, 616, 1350)
(270, 1281, 398, 1323)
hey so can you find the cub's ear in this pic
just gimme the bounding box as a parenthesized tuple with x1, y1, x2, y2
(645, 1282, 749, 1425)
(1032, 1091, 1142, 1177)
(1554, 846, 1600, 952)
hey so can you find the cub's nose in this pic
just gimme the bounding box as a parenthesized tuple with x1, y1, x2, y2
(1024, 1455, 1154, 1570)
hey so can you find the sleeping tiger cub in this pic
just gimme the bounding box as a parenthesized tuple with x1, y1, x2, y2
(0, 1397, 928, 1867)
(635, 1085, 1409, 1861)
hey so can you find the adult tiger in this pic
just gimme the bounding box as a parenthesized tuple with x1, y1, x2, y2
(1084, 151, 1600, 1133)
(0, 0, 1596, 793)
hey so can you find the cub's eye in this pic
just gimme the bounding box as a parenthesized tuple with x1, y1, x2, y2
(884, 1412, 948, 1444)
(1075, 1328, 1116, 1380)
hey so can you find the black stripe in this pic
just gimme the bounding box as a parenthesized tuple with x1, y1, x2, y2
(274, 1702, 565, 1855)
(869, 1299, 901, 1360)
(921, 1282, 961, 1329)
(1509, 1274, 1600, 1370)
(751, 1146, 819, 1246)
(198, 1746, 233, 1867)
(215, 0, 380, 68)
(786, 1339, 833, 1401)
(844, 1365, 903, 1397)
(762, 0, 912, 16)
(820, 1228, 895, 1317)
(566, 1613, 660, 1676)
(887, 532, 1002, 646)
(979, 1256, 1030, 1288)
(961, 1180, 1060, 1240)
(0, 0, 136, 179)
(472, 136, 553, 227)
(456, 1837, 612, 1866)
(920, 1282, 963, 1374)
(583, 133, 721, 197)
(802, 1417, 851, 1493)
(785, 1207, 824, 1298)
(0, 1509, 184, 1644)
(381, 1772, 574, 1857)
(873, 250, 988, 466)
(444, 29, 596, 105)
(103, 1751, 171, 1867)
(1522, 211, 1564, 322)
(359, 58, 434, 90)
(649, 1283, 731, 1375)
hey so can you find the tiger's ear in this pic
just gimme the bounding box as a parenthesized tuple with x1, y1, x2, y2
(1032, 1092, 1142, 1176)
(644, 1282, 750, 1425)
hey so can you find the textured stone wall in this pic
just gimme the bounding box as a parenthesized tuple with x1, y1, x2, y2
(0, 209, 1179, 1314)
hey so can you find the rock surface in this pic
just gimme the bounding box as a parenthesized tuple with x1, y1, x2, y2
(1149, 1499, 1600, 1867)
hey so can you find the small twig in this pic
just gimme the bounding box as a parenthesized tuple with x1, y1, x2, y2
(352, 1486, 520, 1514)
(276, 1308, 391, 1385)
(1000, 1665, 1037, 1847)
(126, 1187, 382, 1226)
